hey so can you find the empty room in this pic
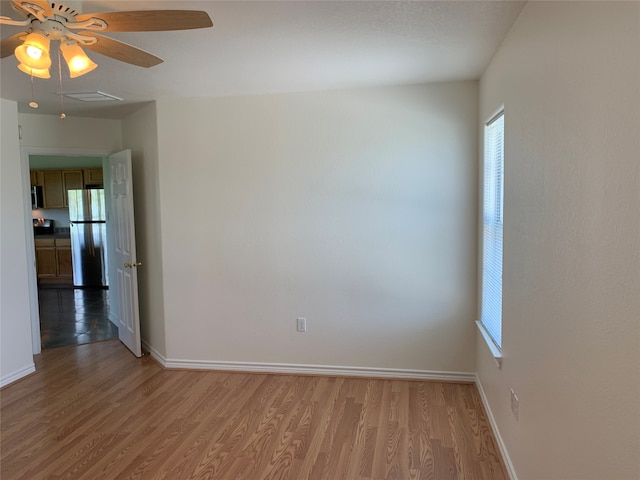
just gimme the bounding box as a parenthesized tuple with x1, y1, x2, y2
(1, 1, 638, 479)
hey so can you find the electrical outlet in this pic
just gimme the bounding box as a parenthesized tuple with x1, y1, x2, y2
(510, 389, 519, 422)
(297, 317, 307, 332)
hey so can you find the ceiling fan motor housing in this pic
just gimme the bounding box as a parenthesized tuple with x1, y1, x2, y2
(30, 19, 66, 40)
(50, 2, 81, 21)
(11, 1, 77, 21)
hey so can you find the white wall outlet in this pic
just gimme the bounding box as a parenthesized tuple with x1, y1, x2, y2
(510, 389, 519, 422)
(297, 317, 307, 332)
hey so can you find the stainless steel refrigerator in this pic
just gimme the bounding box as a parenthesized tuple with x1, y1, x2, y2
(68, 189, 109, 288)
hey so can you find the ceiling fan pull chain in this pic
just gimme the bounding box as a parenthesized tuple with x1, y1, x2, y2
(28, 72, 38, 109)
(57, 44, 66, 119)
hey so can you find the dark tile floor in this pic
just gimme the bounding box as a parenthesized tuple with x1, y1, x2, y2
(38, 286, 118, 350)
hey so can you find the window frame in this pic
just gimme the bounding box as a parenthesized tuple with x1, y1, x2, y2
(479, 109, 504, 361)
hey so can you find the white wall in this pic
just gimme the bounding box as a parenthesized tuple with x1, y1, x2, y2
(0, 99, 35, 386)
(122, 103, 167, 357)
(18, 114, 122, 151)
(478, 2, 640, 479)
(156, 82, 479, 374)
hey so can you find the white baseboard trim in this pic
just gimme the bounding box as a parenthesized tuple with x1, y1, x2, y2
(1, 363, 36, 388)
(140, 343, 475, 382)
(475, 374, 518, 480)
(141, 340, 166, 365)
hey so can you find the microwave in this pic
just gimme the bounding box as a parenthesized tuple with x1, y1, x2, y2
(31, 185, 44, 209)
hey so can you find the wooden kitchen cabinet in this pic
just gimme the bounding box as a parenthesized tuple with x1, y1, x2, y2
(31, 169, 87, 208)
(35, 239, 57, 277)
(55, 238, 73, 279)
(30, 170, 40, 186)
(41, 170, 65, 208)
(84, 168, 103, 186)
(35, 237, 73, 284)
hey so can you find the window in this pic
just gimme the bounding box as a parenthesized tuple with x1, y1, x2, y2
(480, 111, 504, 350)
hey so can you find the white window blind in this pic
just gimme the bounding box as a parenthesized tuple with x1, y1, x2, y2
(481, 111, 504, 349)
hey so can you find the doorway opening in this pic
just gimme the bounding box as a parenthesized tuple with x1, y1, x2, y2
(29, 153, 116, 350)
(24, 147, 141, 358)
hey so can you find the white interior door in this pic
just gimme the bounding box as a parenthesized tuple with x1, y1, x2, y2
(109, 150, 141, 357)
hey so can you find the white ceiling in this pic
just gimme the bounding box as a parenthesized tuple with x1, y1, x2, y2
(0, 0, 525, 119)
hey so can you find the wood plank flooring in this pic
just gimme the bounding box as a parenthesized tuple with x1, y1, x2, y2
(0, 340, 508, 479)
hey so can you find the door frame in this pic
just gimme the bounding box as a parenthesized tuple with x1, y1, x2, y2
(21, 146, 111, 354)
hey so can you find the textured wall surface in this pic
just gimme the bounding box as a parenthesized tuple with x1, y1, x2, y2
(156, 82, 479, 374)
(477, 2, 640, 479)
(0, 99, 35, 386)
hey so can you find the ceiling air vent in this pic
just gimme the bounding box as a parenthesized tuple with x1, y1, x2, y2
(63, 91, 123, 102)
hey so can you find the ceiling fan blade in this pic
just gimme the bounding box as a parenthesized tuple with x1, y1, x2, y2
(81, 33, 163, 67)
(11, 0, 52, 17)
(1, 32, 26, 58)
(75, 10, 212, 32)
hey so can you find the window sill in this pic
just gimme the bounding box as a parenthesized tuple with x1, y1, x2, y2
(476, 321, 503, 369)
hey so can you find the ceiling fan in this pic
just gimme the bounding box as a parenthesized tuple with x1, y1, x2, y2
(0, 0, 213, 79)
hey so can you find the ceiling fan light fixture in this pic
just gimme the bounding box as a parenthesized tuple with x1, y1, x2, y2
(15, 32, 51, 70)
(17, 63, 51, 79)
(60, 41, 97, 78)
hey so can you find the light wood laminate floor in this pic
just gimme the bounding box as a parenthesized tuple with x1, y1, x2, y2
(0, 340, 507, 479)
